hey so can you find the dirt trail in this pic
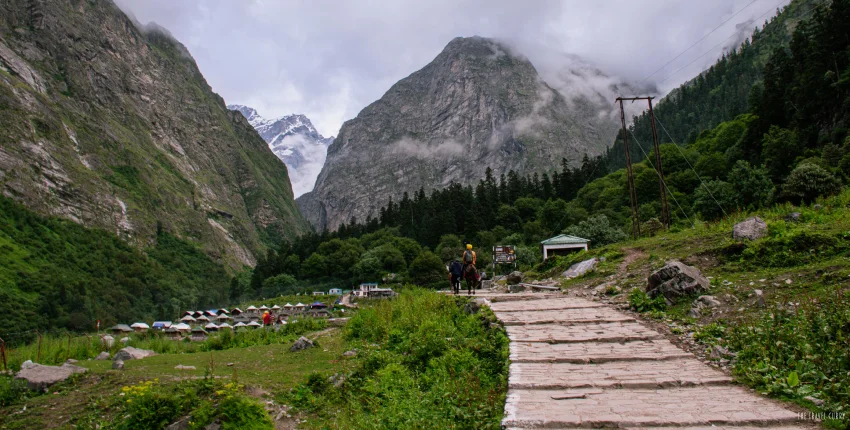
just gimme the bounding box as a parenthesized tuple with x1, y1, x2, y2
(471, 291, 811, 429)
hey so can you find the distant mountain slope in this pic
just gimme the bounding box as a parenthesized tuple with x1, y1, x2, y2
(297, 36, 622, 231)
(605, 0, 821, 168)
(0, 0, 308, 268)
(228, 105, 333, 197)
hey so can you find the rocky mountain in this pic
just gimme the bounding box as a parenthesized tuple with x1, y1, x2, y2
(0, 0, 308, 268)
(228, 105, 333, 197)
(297, 36, 622, 231)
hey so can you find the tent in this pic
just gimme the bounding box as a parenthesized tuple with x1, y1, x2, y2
(294, 302, 305, 308)
(180, 315, 196, 323)
(283, 303, 294, 308)
(247, 321, 261, 328)
(196, 315, 211, 322)
(174, 323, 192, 332)
(110, 324, 132, 333)
(258, 305, 269, 311)
(216, 314, 232, 321)
(130, 322, 150, 332)
(231, 308, 244, 315)
(310, 301, 327, 309)
(271, 304, 281, 310)
(246, 305, 258, 312)
(204, 323, 219, 331)
(233, 322, 247, 328)
(217, 322, 233, 329)
(217, 308, 230, 315)
(152, 321, 172, 330)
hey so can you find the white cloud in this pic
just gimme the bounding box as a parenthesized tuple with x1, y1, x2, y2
(116, 0, 791, 138)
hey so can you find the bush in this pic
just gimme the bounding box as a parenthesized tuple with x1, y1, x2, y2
(564, 214, 627, 247)
(0, 376, 29, 407)
(628, 288, 667, 313)
(741, 231, 845, 268)
(781, 162, 842, 204)
(728, 160, 774, 209)
(408, 251, 447, 289)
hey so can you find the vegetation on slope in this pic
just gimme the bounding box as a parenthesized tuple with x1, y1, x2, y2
(0, 196, 231, 338)
(284, 289, 510, 429)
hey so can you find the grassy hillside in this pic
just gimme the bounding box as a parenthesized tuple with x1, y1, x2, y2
(0, 196, 231, 338)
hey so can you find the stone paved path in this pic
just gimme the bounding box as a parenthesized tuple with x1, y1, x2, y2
(476, 292, 808, 429)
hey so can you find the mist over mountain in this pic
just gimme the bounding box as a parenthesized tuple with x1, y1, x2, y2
(228, 105, 333, 197)
(298, 36, 630, 232)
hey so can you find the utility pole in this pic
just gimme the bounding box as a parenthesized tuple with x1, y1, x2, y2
(647, 98, 670, 228)
(616, 97, 641, 239)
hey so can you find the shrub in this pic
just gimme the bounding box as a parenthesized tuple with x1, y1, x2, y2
(781, 162, 842, 204)
(692, 180, 737, 221)
(408, 251, 447, 289)
(628, 288, 667, 313)
(564, 214, 627, 247)
(0, 376, 29, 407)
(728, 160, 775, 209)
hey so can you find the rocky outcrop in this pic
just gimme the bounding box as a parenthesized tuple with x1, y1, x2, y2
(0, 1, 307, 268)
(15, 360, 87, 391)
(297, 36, 621, 231)
(563, 258, 598, 279)
(113, 347, 156, 361)
(506, 271, 524, 285)
(290, 336, 314, 352)
(733, 217, 767, 241)
(646, 261, 710, 303)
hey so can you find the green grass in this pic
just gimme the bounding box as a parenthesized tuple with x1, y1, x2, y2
(282, 288, 510, 429)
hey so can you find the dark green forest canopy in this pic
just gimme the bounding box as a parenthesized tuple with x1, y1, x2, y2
(0, 196, 230, 341)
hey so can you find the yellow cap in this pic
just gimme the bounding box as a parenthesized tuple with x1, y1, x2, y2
(466, 244, 473, 250)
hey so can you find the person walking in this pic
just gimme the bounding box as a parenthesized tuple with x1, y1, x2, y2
(262, 311, 271, 327)
(449, 258, 463, 295)
(462, 244, 477, 295)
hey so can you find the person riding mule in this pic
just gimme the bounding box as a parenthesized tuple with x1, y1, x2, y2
(461, 244, 479, 295)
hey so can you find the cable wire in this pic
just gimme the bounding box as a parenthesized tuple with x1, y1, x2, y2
(627, 129, 696, 228)
(653, 116, 729, 218)
(640, 0, 759, 83)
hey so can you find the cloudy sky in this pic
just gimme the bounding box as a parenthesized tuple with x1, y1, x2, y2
(117, 0, 790, 139)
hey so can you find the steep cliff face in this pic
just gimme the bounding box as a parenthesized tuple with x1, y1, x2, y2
(0, 0, 308, 267)
(228, 105, 333, 197)
(297, 37, 620, 231)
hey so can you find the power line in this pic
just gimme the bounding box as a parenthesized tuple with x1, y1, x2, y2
(627, 129, 696, 228)
(640, 0, 759, 83)
(653, 116, 729, 218)
(656, 0, 788, 85)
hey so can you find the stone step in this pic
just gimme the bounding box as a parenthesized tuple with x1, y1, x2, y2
(506, 322, 663, 343)
(509, 360, 733, 389)
(489, 297, 604, 312)
(507, 427, 814, 430)
(509, 339, 692, 363)
(502, 386, 801, 428)
(497, 308, 635, 326)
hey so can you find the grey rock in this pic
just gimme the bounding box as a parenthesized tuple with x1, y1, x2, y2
(732, 216, 767, 241)
(166, 416, 191, 430)
(112, 359, 124, 370)
(646, 261, 710, 303)
(205, 423, 221, 430)
(813, 204, 823, 210)
(328, 373, 346, 388)
(174, 365, 196, 370)
(508, 284, 526, 293)
(687, 308, 701, 318)
(696, 295, 721, 308)
(100, 335, 114, 348)
(709, 345, 730, 360)
(95, 352, 110, 360)
(463, 301, 481, 315)
(785, 212, 802, 222)
(120, 337, 130, 344)
(15, 360, 87, 391)
(804, 395, 825, 406)
(290, 336, 314, 352)
(754, 289, 766, 308)
(297, 36, 626, 232)
(113, 347, 156, 361)
(65, 359, 78, 364)
(342, 350, 358, 358)
(562, 258, 598, 279)
(506, 271, 524, 285)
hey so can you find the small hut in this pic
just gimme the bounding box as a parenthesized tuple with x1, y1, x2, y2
(246, 305, 258, 314)
(130, 322, 150, 333)
(174, 322, 192, 333)
(233, 322, 247, 328)
(191, 327, 208, 341)
(311, 301, 327, 309)
(539, 234, 589, 260)
(216, 314, 232, 322)
(294, 303, 306, 312)
(271, 304, 281, 312)
(231, 308, 244, 316)
(152, 321, 172, 330)
(204, 322, 219, 332)
(217, 308, 230, 315)
(247, 321, 262, 328)
(196, 315, 211, 323)
(180, 315, 197, 323)
(258, 305, 269, 312)
(110, 324, 133, 334)
(164, 327, 181, 340)
(217, 322, 233, 330)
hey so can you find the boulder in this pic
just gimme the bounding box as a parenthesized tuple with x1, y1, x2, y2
(709, 345, 731, 360)
(342, 350, 358, 358)
(696, 295, 721, 308)
(120, 337, 130, 344)
(166, 416, 191, 430)
(507, 284, 526, 293)
(754, 289, 766, 308)
(15, 360, 88, 391)
(732, 216, 767, 241)
(785, 212, 802, 223)
(646, 260, 710, 303)
(290, 336, 314, 352)
(687, 308, 701, 318)
(463, 301, 481, 315)
(112, 359, 124, 370)
(505, 271, 524, 285)
(113, 346, 156, 362)
(174, 365, 196, 370)
(100, 335, 114, 348)
(95, 351, 110, 360)
(562, 258, 598, 279)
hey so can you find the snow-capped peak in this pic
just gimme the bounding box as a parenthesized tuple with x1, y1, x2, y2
(228, 104, 334, 197)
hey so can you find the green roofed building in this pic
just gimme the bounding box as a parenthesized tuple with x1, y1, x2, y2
(540, 234, 589, 259)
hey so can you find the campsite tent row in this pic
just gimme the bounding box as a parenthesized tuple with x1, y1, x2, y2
(180, 303, 328, 323)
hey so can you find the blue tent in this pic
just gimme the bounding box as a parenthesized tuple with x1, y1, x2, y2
(311, 301, 327, 308)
